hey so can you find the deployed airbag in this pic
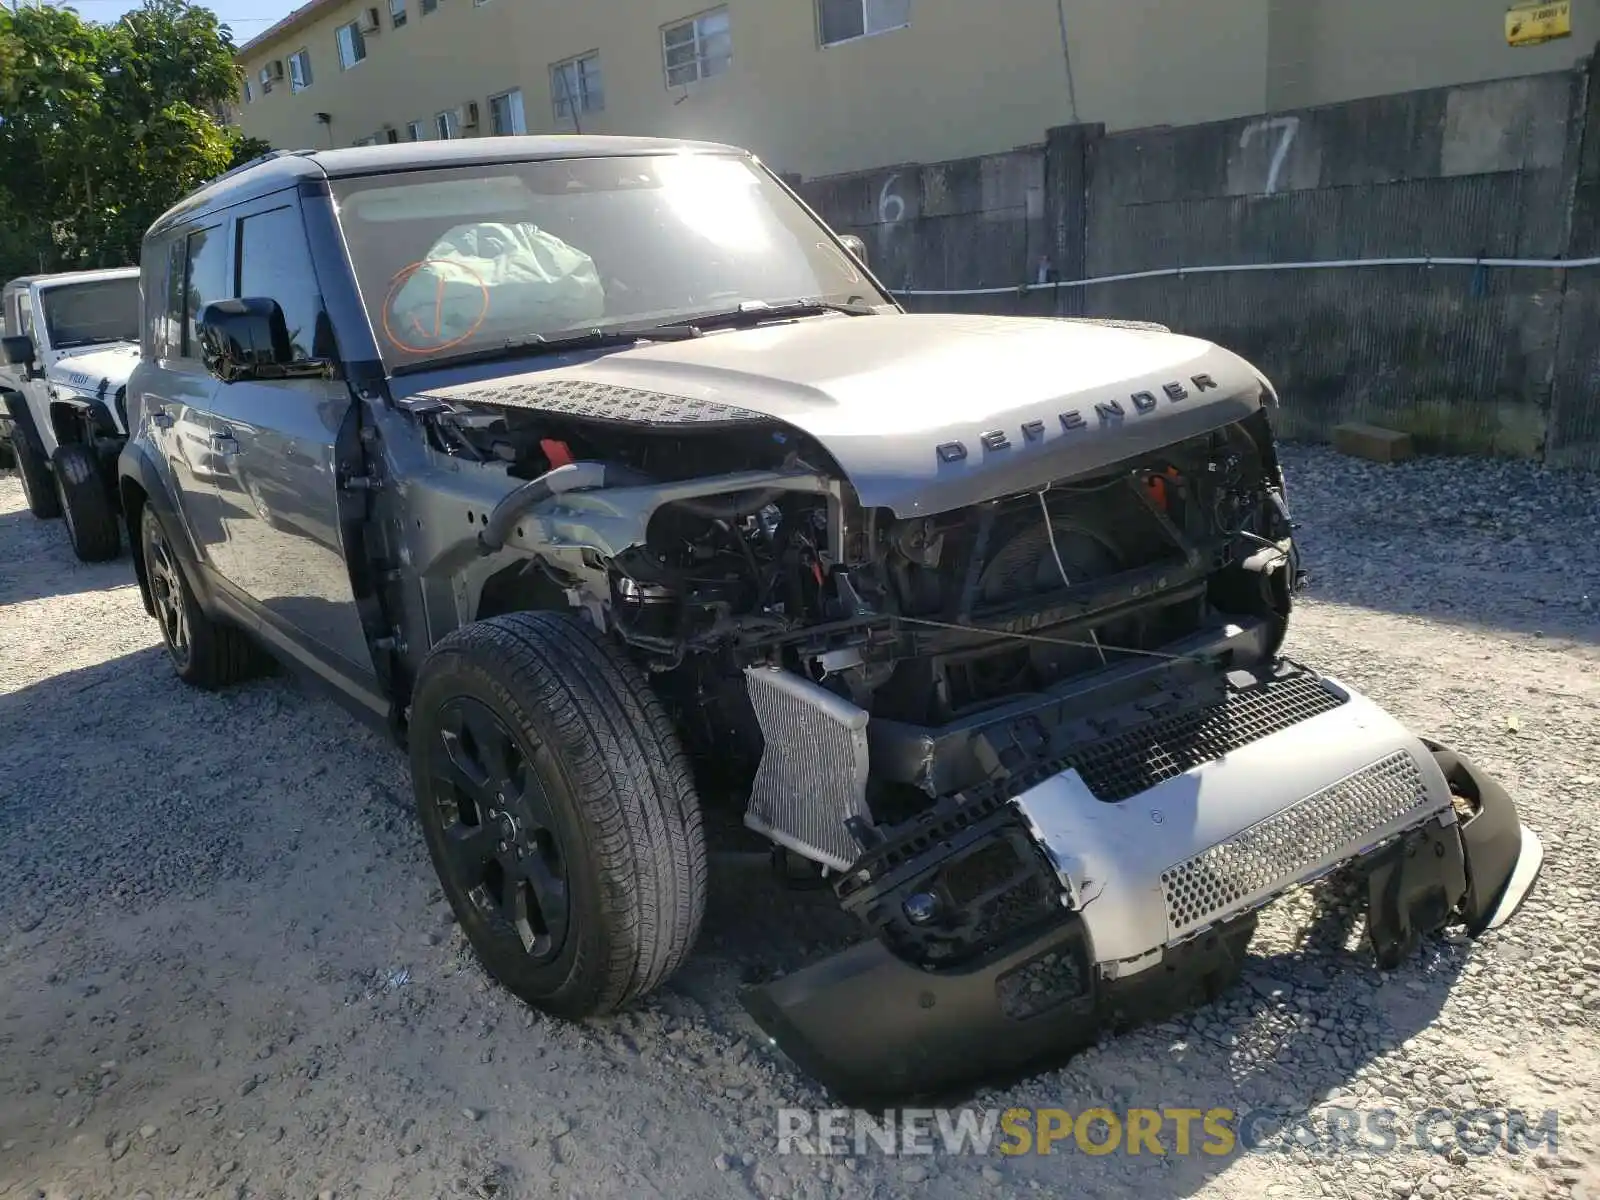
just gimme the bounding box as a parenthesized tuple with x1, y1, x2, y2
(388, 222, 606, 345)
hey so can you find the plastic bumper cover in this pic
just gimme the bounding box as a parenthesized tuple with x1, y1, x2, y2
(741, 677, 1543, 1101)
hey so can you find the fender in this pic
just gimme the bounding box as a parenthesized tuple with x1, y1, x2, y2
(2, 388, 47, 454)
(118, 440, 212, 619)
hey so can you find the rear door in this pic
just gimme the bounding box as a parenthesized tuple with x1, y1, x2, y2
(201, 193, 374, 676)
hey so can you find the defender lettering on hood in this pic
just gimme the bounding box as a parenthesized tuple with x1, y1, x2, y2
(935, 372, 1223, 463)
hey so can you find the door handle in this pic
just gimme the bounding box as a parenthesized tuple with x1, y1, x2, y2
(211, 431, 240, 455)
(151, 408, 174, 430)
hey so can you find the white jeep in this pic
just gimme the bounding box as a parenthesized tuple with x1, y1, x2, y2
(0, 268, 141, 560)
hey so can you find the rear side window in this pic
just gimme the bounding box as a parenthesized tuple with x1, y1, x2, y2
(182, 224, 229, 358)
(236, 205, 329, 361)
(149, 241, 184, 358)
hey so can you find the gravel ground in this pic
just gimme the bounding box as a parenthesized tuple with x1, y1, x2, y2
(1, 445, 1598, 1200)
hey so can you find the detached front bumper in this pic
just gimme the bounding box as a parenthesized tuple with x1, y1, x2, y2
(741, 671, 1543, 1102)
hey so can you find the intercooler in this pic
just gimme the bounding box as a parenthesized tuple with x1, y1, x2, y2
(743, 667, 872, 872)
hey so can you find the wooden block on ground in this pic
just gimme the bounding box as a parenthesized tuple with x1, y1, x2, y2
(1333, 422, 1414, 463)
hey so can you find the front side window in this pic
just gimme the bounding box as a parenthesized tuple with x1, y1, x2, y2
(390, 0, 407, 27)
(817, 0, 909, 46)
(39, 278, 141, 349)
(336, 22, 367, 69)
(488, 89, 526, 136)
(237, 206, 329, 362)
(662, 7, 731, 88)
(182, 225, 229, 358)
(551, 52, 603, 119)
(331, 152, 888, 372)
(435, 109, 459, 139)
(289, 49, 313, 91)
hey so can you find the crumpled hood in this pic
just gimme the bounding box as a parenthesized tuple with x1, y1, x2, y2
(47, 342, 140, 397)
(422, 313, 1272, 517)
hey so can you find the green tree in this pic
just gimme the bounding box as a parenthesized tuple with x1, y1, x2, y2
(0, 0, 269, 281)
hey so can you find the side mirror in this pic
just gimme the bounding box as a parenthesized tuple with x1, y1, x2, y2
(838, 234, 868, 267)
(197, 297, 330, 383)
(2, 334, 36, 374)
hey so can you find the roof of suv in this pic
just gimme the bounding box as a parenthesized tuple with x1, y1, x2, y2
(4, 267, 140, 292)
(146, 135, 753, 241)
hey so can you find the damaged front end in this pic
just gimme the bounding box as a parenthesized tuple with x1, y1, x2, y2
(396, 363, 1542, 1104)
(739, 662, 1544, 1103)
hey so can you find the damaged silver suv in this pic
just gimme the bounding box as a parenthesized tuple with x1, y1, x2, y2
(119, 139, 1542, 1100)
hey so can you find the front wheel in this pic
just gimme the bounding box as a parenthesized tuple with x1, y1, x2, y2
(52, 443, 120, 561)
(410, 611, 707, 1019)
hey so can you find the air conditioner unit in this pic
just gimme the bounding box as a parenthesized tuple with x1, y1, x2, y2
(461, 100, 480, 129)
(269, 59, 285, 80)
(359, 7, 381, 33)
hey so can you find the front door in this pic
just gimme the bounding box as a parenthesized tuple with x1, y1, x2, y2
(200, 196, 375, 677)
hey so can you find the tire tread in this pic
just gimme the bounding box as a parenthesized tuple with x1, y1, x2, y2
(52, 443, 120, 561)
(422, 611, 706, 1015)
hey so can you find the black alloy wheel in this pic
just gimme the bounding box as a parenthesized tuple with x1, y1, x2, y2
(141, 504, 192, 673)
(423, 696, 571, 963)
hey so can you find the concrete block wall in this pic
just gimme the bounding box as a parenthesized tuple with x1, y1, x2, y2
(795, 63, 1600, 469)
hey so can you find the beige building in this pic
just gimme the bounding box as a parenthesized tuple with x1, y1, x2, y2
(232, 0, 1599, 180)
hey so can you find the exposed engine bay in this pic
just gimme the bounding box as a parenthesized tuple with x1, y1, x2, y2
(426, 395, 1300, 858)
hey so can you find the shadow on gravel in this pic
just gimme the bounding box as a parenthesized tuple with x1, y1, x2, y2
(0, 508, 136, 606)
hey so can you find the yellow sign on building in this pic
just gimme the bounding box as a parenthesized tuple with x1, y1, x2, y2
(1506, 1, 1572, 46)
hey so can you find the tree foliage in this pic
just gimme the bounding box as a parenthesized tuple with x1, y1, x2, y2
(0, 0, 269, 280)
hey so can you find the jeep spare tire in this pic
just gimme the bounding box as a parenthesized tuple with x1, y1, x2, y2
(410, 611, 707, 1018)
(51, 443, 120, 561)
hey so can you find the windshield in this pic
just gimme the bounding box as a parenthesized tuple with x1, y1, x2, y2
(329, 153, 890, 371)
(40, 277, 141, 349)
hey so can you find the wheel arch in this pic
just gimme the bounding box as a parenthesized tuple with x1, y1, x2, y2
(119, 443, 209, 619)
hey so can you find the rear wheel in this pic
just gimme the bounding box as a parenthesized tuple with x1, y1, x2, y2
(14, 433, 60, 520)
(52, 443, 120, 561)
(410, 611, 707, 1019)
(139, 504, 258, 689)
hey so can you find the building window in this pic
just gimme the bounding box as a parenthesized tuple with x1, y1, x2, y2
(384, 127, 400, 143)
(258, 65, 273, 93)
(550, 52, 603, 120)
(336, 21, 367, 69)
(241, 76, 253, 103)
(662, 7, 731, 88)
(435, 109, 460, 139)
(406, 119, 425, 141)
(288, 49, 312, 92)
(420, 0, 438, 14)
(389, 0, 407, 27)
(817, 0, 909, 46)
(488, 89, 527, 136)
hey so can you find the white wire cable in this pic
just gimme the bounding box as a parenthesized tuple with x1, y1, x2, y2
(1037, 489, 1107, 667)
(893, 253, 1600, 298)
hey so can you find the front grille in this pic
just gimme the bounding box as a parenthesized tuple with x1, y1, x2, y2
(743, 668, 871, 872)
(1161, 750, 1430, 939)
(1061, 671, 1346, 803)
